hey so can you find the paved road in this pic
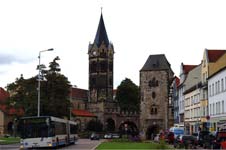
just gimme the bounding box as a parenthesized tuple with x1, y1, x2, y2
(62, 139, 104, 150)
(0, 143, 20, 150)
(0, 139, 104, 150)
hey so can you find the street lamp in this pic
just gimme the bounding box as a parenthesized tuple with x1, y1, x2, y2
(37, 48, 54, 117)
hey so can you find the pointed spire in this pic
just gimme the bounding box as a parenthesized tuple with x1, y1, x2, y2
(94, 12, 109, 47)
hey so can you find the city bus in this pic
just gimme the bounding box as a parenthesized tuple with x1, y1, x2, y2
(18, 116, 78, 149)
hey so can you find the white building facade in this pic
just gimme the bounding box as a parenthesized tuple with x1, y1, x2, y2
(208, 67, 226, 131)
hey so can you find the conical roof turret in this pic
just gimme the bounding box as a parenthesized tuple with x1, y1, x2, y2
(93, 13, 109, 47)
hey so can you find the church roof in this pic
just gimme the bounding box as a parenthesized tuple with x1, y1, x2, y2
(93, 13, 109, 47)
(140, 54, 172, 71)
(71, 87, 88, 101)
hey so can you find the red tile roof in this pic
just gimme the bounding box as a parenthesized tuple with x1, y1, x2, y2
(175, 76, 180, 88)
(71, 109, 96, 117)
(0, 88, 9, 102)
(183, 65, 197, 74)
(207, 50, 226, 62)
(0, 87, 24, 116)
(71, 88, 88, 101)
(0, 104, 24, 116)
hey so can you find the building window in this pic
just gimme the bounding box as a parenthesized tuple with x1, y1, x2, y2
(215, 82, 217, 94)
(218, 81, 220, 93)
(152, 92, 156, 99)
(224, 77, 226, 90)
(212, 84, 214, 96)
(77, 103, 80, 109)
(217, 102, 219, 114)
(222, 78, 224, 92)
(150, 104, 158, 115)
(209, 85, 211, 97)
(222, 101, 225, 114)
(203, 73, 205, 82)
(210, 104, 212, 115)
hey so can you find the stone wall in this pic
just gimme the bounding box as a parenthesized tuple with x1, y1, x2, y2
(140, 70, 172, 135)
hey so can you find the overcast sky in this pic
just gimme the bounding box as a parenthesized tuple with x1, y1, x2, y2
(1, 0, 226, 89)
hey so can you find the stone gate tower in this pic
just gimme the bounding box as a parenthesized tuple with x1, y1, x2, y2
(88, 13, 116, 122)
(140, 54, 174, 138)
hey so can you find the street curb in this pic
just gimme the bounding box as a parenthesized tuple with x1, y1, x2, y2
(91, 140, 105, 150)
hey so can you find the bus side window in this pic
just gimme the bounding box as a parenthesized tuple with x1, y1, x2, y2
(49, 124, 55, 137)
(70, 124, 78, 134)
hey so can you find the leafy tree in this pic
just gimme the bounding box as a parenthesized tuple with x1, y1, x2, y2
(6, 75, 37, 116)
(86, 119, 103, 132)
(6, 56, 71, 118)
(115, 78, 140, 112)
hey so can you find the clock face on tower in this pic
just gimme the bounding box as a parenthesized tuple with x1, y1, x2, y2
(92, 51, 97, 56)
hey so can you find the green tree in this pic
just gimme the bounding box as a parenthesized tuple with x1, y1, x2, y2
(6, 56, 71, 118)
(116, 78, 140, 112)
(6, 75, 37, 116)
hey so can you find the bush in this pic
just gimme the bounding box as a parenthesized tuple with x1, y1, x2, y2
(155, 140, 168, 149)
(78, 131, 91, 138)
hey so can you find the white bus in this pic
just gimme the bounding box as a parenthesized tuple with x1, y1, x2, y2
(18, 116, 78, 149)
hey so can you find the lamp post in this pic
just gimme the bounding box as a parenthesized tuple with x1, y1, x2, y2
(37, 48, 54, 117)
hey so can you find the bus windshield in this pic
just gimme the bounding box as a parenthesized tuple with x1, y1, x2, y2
(18, 117, 52, 138)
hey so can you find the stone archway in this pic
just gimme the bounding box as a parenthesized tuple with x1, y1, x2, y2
(106, 118, 115, 132)
(146, 124, 159, 140)
(119, 121, 139, 136)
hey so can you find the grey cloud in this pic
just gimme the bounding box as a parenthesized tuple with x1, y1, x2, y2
(0, 53, 34, 65)
(0, 71, 5, 74)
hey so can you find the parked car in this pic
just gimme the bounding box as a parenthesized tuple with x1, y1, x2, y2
(212, 131, 226, 149)
(174, 135, 198, 149)
(112, 133, 121, 139)
(90, 133, 100, 140)
(104, 133, 120, 139)
(197, 131, 214, 148)
(104, 133, 112, 139)
(192, 132, 198, 140)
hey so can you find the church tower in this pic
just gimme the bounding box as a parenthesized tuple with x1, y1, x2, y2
(88, 13, 115, 121)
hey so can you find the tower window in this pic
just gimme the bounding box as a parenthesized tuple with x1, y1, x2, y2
(109, 78, 113, 86)
(90, 62, 97, 73)
(100, 62, 107, 72)
(100, 51, 107, 57)
(150, 104, 158, 115)
(152, 92, 156, 99)
(91, 78, 96, 85)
